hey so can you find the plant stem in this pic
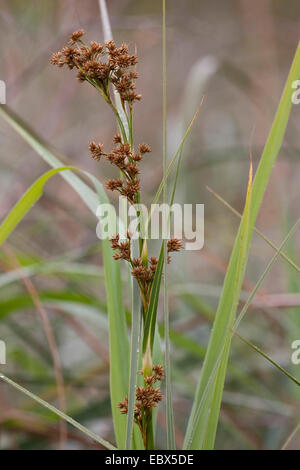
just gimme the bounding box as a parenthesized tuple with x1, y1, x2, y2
(145, 411, 154, 449)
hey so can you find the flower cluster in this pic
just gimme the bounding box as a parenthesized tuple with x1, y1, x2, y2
(167, 238, 184, 263)
(89, 139, 151, 204)
(110, 233, 131, 261)
(110, 233, 158, 285)
(110, 233, 183, 298)
(131, 257, 158, 283)
(118, 365, 164, 446)
(50, 30, 141, 107)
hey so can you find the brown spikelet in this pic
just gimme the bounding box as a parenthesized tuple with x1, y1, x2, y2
(139, 144, 151, 154)
(117, 397, 128, 415)
(110, 234, 120, 249)
(113, 134, 122, 144)
(152, 365, 165, 381)
(167, 238, 184, 253)
(106, 178, 123, 192)
(89, 141, 104, 161)
(131, 265, 152, 282)
(50, 52, 64, 67)
(90, 41, 104, 54)
(70, 29, 85, 43)
(121, 180, 140, 203)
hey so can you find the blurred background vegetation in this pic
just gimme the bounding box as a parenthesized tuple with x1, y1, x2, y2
(0, 0, 299, 449)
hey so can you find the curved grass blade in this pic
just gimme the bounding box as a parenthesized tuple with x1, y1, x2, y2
(185, 159, 254, 449)
(0, 167, 73, 246)
(0, 105, 99, 214)
(0, 104, 133, 448)
(0, 374, 116, 449)
(185, 216, 300, 449)
(233, 217, 300, 332)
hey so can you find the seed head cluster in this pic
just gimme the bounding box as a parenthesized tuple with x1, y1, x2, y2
(118, 365, 164, 442)
(50, 30, 140, 106)
(89, 140, 151, 204)
(50, 31, 151, 206)
(110, 233, 183, 305)
(167, 238, 184, 263)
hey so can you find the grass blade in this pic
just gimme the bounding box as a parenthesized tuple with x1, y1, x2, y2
(98, 2, 143, 449)
(0, 374, 116, 449)
(0, 105, 99, 214)
(0, 104, 134, 448)
(281, 421, 300, 449)
(143, 243, 165, 354)
(234, 332, 300, 387)
(162, 0, 175, 450)
(98, 0, 129, 139)
(185, 216, 300, 449)
(206, 185, 300, 273)
(233, 217, 300, 332)
(125, 240, 142, 450)
(0, 167, 72, 246)
(184, 43, 300, 449)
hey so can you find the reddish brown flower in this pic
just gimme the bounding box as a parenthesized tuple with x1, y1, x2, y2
(167, 238, 184, 253)
(70, 29, 85, 43)
(89, 141, 105, 161)
(113, 134, 122, 144)
(139, 144, 151, 154)
(117, 397, 128, 415)
(131, 265, 151, 282)
(106, 179, 123, 192)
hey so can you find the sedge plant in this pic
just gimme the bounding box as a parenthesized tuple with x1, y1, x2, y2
(50, 29, 183, 449)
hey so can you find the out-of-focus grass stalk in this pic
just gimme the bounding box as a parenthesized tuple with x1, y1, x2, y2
(162, 0, 176, 450)
(0, 374, 116, 450)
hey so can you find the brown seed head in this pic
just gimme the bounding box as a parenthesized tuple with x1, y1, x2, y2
(50, 51, 64, 67)
(131, 265, 151, 282)
(90, 41, 104, 54)
(110, 234, 120, 250)
(89, 141, 104, 161)
(106, 179, 123, 192)
(121, 180, 140, 203)
(167, 238, 184, 253)
(139, 144, 151, 154)
(70, 29, 85, 43)
(113, 134, 122, 144)
(117, 397, 128, 415)
(152, 365, 165, 381)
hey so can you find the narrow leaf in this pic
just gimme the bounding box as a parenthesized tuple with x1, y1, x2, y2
(0, 374, 116, 450)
